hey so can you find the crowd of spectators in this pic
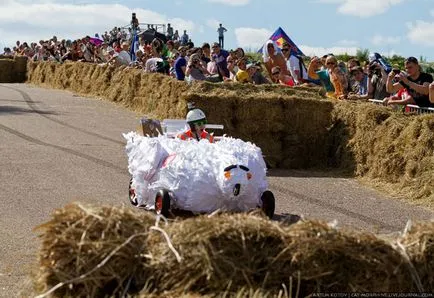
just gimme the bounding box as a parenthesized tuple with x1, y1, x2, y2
(2, 22, 434, 109)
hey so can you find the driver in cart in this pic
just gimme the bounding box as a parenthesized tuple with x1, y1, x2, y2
(177, 108, 214, 143)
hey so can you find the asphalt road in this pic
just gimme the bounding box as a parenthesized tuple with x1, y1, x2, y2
(0, 83, 433, 297)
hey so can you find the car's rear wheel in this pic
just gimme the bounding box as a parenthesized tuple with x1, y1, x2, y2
(261, 190, 275, 219)
(155, 189, 171, 217)
(128, 178, 138, 206)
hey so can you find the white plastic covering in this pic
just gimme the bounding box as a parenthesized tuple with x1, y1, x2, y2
(123, 132, 268, 214)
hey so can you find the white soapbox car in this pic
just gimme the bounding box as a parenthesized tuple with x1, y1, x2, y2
(125, 118, 275, 219)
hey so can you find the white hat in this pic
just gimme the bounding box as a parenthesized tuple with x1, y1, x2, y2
(186, 109, 206, 123)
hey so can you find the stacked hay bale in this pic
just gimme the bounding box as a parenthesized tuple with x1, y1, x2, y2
(33, 203, 434, 297)
(330, 101, 434, 206)
(400, 221, 434, 291)
(13, 56, 28, 82)
(0, 57, 16, 83)
(34, 203, 155, 297)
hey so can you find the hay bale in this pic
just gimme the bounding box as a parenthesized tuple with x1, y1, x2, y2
(34, 203, 155, 297)
(283, 221, 414, 294)
(147, 214, 290, 294)
(400, 221, 434, 291)
(330, 101, 434, 206)
(148, 214, 416, 296)
(14, 56, 28, 72)
(0, 59, 16, 82)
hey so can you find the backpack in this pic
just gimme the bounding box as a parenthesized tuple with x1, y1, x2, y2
(294, 55, 308, 82)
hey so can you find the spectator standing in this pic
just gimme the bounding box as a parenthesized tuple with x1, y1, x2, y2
(167, 23, 174, 40)
(217, 24, 227, 49)
(211, 42, 229, 79)
(173, 30, 180, 41)
(386, 57, 433, 107)
(181, 30, 189, 45)
(174, 46, 188, 81)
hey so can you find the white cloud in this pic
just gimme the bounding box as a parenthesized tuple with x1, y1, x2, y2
(299, 45, 358, 57)
(317, 0, 406, 17)
(407, 20, 434, 47)
(336, 39, 358, 46)
(371, 35, 401, 46)
(0, 0, 195, 47)
(206, 19, 220, 29)
(234, 27, 272, 49)
(208, 0, 250, 6)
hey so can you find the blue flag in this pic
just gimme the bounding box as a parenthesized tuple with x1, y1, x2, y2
(258, 27, 304, 56)
(130, 32, 139, 61)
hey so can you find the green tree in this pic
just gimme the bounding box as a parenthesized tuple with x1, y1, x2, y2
(356, 48, 370, 64)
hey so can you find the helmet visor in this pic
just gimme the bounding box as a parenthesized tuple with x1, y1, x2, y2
(190, 119, 207, 127)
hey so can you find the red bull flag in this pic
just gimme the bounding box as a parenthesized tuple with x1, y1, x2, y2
(258, 27, 304, 56)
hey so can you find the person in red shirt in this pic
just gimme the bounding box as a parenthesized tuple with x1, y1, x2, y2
(177, 108, 214, 142)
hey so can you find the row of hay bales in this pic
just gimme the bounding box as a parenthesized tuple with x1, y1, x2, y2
(32, 203, 434, 297)
(26, 62, 434, 204)
(0, 55, 28, 82)
(329, 101, 434, 207)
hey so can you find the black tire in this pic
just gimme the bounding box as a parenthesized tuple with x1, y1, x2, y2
(128, 177, 138, 206)
(261, 190, 275, 219)
(155, 189, 171, 217)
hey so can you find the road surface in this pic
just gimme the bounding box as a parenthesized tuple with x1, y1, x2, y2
(0, 84, 433, 297)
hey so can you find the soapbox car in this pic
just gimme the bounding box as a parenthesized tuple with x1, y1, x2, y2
(125, 118, 275, 219)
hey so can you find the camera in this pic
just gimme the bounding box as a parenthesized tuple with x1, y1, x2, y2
(392, 68, 401, 75)
(368, 61, 381, 77)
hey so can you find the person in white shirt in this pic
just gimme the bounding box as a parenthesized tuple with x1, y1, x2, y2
(116, 42, 132, 66)
(281, 42, 308, 85)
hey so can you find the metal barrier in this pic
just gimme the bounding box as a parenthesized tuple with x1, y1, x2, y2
(368, 99, 434, 114)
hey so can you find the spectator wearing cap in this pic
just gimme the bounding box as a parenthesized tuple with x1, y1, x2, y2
(263, 40, 289, 78)
(174, 46, 188, 81)
(247, 63, 270, 85)
(211, 42, 230, 80)
(386, 57, 434, 107)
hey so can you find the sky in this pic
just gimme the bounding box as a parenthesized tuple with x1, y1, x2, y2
(1, 0, 434, 60)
